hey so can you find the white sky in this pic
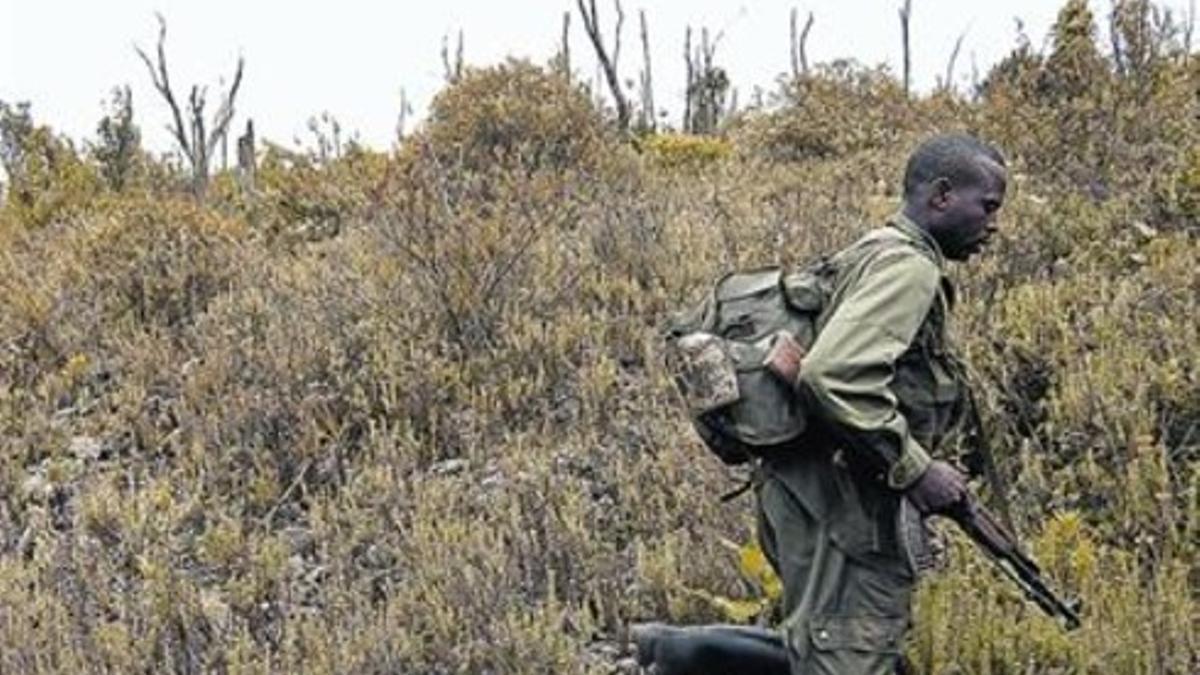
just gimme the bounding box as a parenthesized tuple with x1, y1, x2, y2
(0, 1, 1191, 153)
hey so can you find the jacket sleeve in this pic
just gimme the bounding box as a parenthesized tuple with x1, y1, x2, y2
(796, 247, 941, 489)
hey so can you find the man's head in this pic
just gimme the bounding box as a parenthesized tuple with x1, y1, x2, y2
(901, 134, 1008, 262)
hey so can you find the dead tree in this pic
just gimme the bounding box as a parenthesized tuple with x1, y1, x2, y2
(684, 26, 728, 135)
(790, 8, 815, 80)
(442, 30, 464, 82)
(683, 27, 694, 132)
(559, 12, 572, 82)
(577, 0, 631, 132)
(396, 88, 414, 140)
(236, 119, 255, 192)
(899, 0, 913, 98)
(1187, 0, 1196, 66)
(942, 31, 966, 93)
(638, 9, 656, 131)
(136, 13, 243, 201)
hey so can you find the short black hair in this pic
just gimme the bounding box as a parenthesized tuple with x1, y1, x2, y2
(902, 134, 1006, 199)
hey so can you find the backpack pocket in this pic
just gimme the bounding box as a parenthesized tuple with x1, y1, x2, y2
(718, 335, 808, 446)
(667, 332, 740, 415)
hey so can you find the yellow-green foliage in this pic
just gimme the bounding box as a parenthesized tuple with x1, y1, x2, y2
(0, 126, 102, 230)
(640, 132, 732, 169)
(0, 5, 1197, 673)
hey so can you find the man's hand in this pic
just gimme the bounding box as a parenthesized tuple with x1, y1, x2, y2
(905, 460, 968, 516)
(764, 331, 805, 386)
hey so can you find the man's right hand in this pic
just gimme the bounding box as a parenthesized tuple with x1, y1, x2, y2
(904, 460, 968, 516)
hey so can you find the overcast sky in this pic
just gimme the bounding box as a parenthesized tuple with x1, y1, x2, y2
(0, 1, 1191, 153)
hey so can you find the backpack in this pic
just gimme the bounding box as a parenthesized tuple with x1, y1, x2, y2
(664, 257, 840, 465)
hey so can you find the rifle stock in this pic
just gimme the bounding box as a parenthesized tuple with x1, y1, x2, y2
(950, 497, 1083, 632)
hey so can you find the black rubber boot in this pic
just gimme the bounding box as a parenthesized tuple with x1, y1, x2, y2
(629, 623, 791, 675)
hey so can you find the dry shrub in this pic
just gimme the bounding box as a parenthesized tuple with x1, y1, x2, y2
(0, 126, 102, 230)
(212, 143, 392, 242)
(418, 58, 609, 173)
(731, 60, 911, 163)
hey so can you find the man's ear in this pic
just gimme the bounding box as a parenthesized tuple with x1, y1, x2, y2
(929, 177, 953, 210)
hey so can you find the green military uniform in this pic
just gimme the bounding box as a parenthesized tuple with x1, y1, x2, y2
(757, 213, 967, 674)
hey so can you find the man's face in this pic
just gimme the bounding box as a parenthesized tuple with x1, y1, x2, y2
(928, 158, 1007, 261)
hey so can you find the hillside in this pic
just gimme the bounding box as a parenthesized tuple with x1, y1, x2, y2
(0, 1, 1196, 673)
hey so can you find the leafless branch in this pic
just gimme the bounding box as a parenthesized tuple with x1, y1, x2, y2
(205, 57, 244, 161)
(790, 8, 814, 79)
(134, 13, 189, 156)
(135, 13, 245, 200)
(577, 0, 631, 131)
(943, 31, 966, 93)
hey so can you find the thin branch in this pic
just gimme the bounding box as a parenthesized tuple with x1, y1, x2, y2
(943, 31, 966, 93)
(204, 56, 244, 160)
(790, 8, 814, 79)
(577, 0, 631, 131)
(800, 11, 814, 76)
(134, 13, 189, 156)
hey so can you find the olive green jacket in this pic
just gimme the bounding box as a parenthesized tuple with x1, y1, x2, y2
(763, 214, 965, 564)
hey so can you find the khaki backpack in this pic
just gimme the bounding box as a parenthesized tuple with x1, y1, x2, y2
(664, 257, 839, 465)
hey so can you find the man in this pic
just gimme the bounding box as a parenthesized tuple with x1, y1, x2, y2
(635, 134, 1008, 674)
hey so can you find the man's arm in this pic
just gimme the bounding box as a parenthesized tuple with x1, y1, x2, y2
(796, 247, 940, 489)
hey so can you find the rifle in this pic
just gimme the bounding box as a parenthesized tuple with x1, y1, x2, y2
(950, 496, 1083, 631)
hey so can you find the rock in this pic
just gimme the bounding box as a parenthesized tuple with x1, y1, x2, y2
(1131, 221, 1157, 239)
(430, 458, 469, 476)
(280, 527, 316, 557)
(21, 474, 51, 504)
(68, 435, 104, 461)
(200, 590, 232, 632)
(613, 657, 641, 674)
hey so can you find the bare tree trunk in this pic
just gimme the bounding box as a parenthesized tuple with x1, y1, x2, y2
(577, 0, 631, 132)
(396, 89, 413, 140)
(899, 0, 913, 98)
(683, 27, 728, 135)
(1111, 2, 1127, 78)
(560, 11, 572, 82)
(683, 26, 693, 133)
(639, 9, 655, 131)
(943, 31, 966, 93)
(790, 8, 814, 80)
(442, 30, 464, 82)
(237, 119, 256, 193)
(970, 50, 981, 98)
(1186, 0, 1196, 66)
(790, 8, 800, 80)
